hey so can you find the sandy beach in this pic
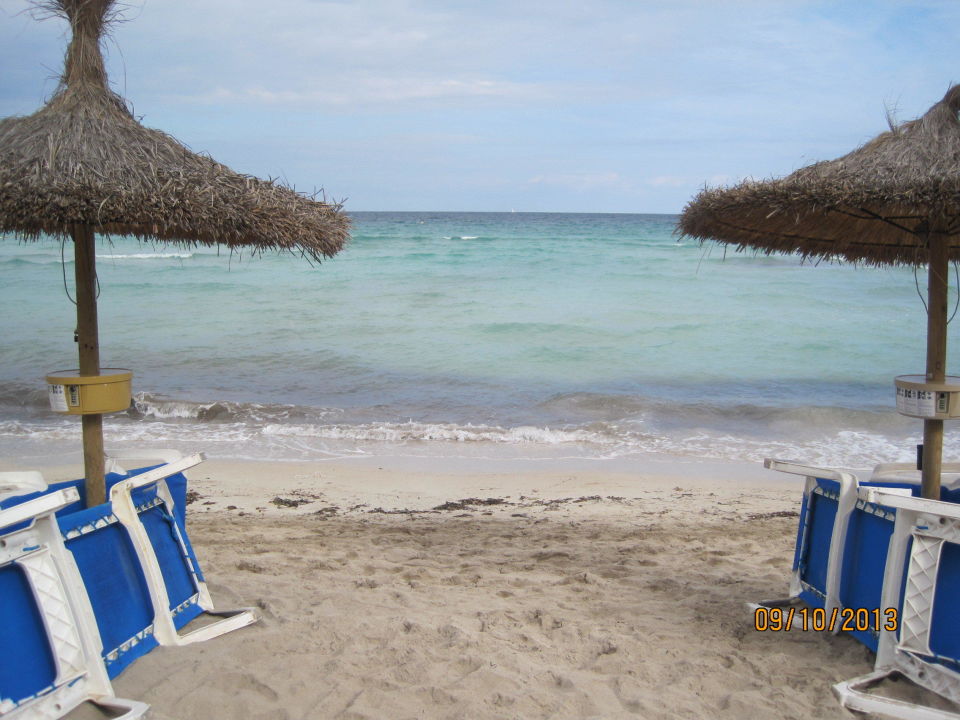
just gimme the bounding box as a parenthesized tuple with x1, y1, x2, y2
(15, 452, 884, 719)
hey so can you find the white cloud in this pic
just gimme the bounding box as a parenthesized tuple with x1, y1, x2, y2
(528, 173, 629, 192)
(178, 77, 538, 108)
(646, 176, 686, 187)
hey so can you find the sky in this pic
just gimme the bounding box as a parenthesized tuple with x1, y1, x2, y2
(2, 0, 959, 213)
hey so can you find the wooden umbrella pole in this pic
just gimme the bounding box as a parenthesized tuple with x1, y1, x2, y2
(922, 232, 949, 500)
(73, 225, 106, 506)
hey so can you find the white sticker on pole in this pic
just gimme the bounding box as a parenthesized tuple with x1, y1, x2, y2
(897, 387, 918, 416)
(917, 390, 937, 417)
(48, 384, 68, 412)
(896, 386, 907, 414)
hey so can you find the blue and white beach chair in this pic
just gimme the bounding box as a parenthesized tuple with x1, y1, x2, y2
(57, 450, 259, 676)
(0, 472, 147, 718)
(102, 451, 260, 650)
(1, 450, 259, 689)
(762, 458, 960, 718)
(834, 485, 960, 719)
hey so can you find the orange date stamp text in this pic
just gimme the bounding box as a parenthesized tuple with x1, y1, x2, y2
(753, 606, 898, 633)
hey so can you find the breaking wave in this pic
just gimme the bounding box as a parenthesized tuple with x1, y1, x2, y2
(97, 253, 194, 260)
(0, 396, 945, 469)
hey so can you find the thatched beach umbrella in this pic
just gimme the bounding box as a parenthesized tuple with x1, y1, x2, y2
(680, 85, 960, 499)
(0, 0, 349, 505)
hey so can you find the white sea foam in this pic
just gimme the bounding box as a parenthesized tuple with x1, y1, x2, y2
(130, 393, 342, 423)
(97, 252, 194, 260)
(261, 421, 621, 446)
(0, 412, 941, 471)
(0, 251, 194, 265)
(133, 398, 206, 419)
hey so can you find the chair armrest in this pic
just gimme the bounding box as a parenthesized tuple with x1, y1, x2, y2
(0, 487, 80, 530)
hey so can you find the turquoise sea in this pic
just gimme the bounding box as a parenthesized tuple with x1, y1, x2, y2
(1, 211, 957, 469)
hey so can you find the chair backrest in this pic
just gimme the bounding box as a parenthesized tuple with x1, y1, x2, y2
(860, 487, 960, 706)
(0, 487, 147, 719)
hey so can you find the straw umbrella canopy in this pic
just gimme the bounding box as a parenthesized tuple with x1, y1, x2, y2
(680, 85, 960, 499)
(0, 0, 350, 505)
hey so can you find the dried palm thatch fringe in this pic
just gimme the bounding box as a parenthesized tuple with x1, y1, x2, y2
(679, 85, 960, 266)
(0, 0, 349, 261)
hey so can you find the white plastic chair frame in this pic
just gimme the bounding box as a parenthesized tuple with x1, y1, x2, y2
(0, 478, 147, 720)
(105, 450, 260, 646)
(757, 459, 960, 622)
(833, 487, 960, 720)
(751, 459, 860, 621)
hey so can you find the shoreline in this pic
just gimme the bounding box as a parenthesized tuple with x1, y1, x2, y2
(160, 454, 802, 520)
(2, 447, 806, 516)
